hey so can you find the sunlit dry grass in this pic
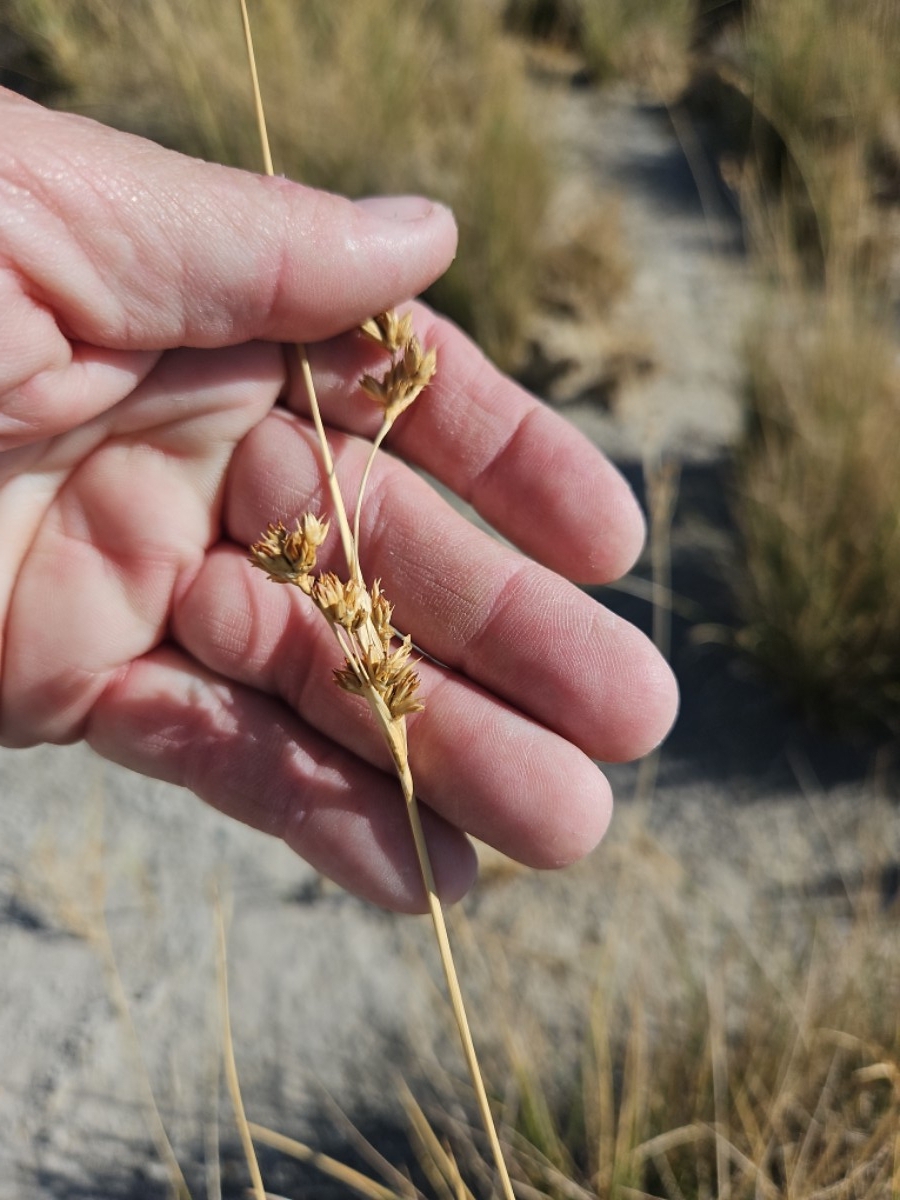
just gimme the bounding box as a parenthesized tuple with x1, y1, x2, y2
(503, 0, 697, 96)
(579, 0, 696, 97)
(735, 292, 900, 734)
(247, 836, 900, 1200)
(721, 0, 900, 282)
(714, 0, 900, 732)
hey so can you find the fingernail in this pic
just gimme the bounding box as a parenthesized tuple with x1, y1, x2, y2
(354, 194, 441, 223)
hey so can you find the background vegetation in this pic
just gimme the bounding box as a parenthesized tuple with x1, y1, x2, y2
(2, 1, 900, 1195)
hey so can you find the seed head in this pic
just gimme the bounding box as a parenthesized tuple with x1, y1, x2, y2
(360, 337, 437, 423)
(249, 515, 329, 588)
(311, 573, 373, 632)
(359, 310, 415, 355)
(333, 632, 424, 718)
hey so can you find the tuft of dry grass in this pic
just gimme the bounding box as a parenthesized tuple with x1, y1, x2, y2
(29, 787, 900, 1200)
(735, 0, 900, 172)
(717, 0, 900, 284)
(503, 0, 698, 97)
(412, 842, 900, 1200)
(539, 201, 632, 320)
(504, 934, 900, 1199)
(579, 0, 697, 98)
(734, 293, 900, 734)
(712, 0, 900, 734)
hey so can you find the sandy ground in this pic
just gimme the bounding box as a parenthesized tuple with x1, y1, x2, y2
(2, 78, 898, 1198)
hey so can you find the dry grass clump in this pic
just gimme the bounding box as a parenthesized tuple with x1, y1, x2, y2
(249, 868, 900, 1200)
(578, 0, 697, 98)
(2, 0, 551, 371)
(715, 0, 900, 732)
(503, 0, 698, 97)
(539, 201, 632, 319)
(717, 0, 900, 283)
(734, 295, 900, 733)
(734, 0, 900, 175)
(502, 0, 583, 45)
(497, 911, 900, 1199)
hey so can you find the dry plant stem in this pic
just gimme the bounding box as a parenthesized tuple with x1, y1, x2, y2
(354, 418, 392, 559)
(388, 730, 516, 1200)
(248, 1123, 402, 1200)
(89, 794, 194, 1200)
(238, 0, 274, 176)
(238, 7, 514, 1196)
(216, 900, 266, 1200)
(295, 343, 360, 580)
(238, 0, 356, 579)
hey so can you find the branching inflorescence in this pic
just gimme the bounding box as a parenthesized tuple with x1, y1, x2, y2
(249, 309, 514, 1199)
(248, 315, 432, 735)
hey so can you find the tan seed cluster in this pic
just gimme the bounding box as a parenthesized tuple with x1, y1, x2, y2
(247, 514, 329, 590)
(250, 309, 435, 722)
(249, 518, 424, 721)
(359, 310, 437, 424)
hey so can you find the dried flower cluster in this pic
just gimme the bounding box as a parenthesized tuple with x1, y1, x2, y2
(249, 310, 434, 724)
(250, 517, 423, 720)
(359, 309, 437, 425)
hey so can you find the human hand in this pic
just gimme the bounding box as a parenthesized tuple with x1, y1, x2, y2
(0, 88, 677, 911)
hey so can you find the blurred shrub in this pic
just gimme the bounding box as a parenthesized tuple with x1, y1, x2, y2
(504, 0, 698, 96)
(503, 0, 582, 43)
(721, 0, 900, 279)
(579, 0, 697, 96)
(735, 295, 900, 733)
(722, 1, 900, 735)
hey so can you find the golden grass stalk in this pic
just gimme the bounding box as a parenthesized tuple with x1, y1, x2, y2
(237, 4, 515, 1196)
(215, 895, 266, 1200)
(249, 1122, 407, 1200)
(84, 791, 195, 1200)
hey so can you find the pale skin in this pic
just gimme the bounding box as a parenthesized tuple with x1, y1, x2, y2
(0, 88, 679, 911)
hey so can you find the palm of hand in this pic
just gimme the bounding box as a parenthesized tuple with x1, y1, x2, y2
(1, 343, 279, 747)
(0, 88, 677, 910)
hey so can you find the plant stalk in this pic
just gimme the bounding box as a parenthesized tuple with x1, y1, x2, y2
(238, 5, 515, 1194)
(372, 694, 516, 1200)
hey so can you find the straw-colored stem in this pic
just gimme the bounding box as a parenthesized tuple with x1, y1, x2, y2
(249, 1123, 403, 1200)
(237, 5, 513, 1194)
(216, 903, 267, 1200)
(237, 0, 274, 176)
(238, 0, 358, 581)
(295, 344, 361, 581)
(96, 892, 194, 1198)
(354, 418, 392, 562)
(371, 694, 516, 1200)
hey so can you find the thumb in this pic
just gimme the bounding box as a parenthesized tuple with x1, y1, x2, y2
(1, 90, 458, 351)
